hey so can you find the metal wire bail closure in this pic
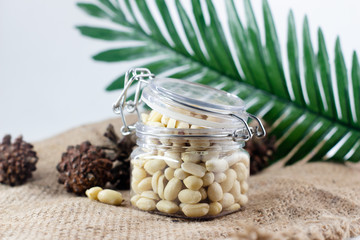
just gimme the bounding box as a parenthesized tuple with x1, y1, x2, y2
(112, 68, 266, 141)
(112, 68, 155, 135)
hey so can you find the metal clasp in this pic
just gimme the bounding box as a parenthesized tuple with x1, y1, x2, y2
(231, 113, 266, 142)
(112, 68, 155, 135)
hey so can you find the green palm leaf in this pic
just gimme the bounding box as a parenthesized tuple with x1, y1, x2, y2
(76, 0, 360, 165)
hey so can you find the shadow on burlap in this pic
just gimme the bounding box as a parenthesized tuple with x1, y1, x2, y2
(0, 118, 359, 240)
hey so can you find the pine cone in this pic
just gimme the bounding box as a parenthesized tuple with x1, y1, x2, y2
(0, 135, 38, 186)
(56, 141, 113, 195)
(244, 121, 277, 175)
(104, 124, 136, 190)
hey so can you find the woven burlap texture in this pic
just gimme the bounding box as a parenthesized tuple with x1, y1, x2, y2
(0, 118, 359, 240)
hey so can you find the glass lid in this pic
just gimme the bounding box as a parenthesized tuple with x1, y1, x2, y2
(141, 78, 247, 128)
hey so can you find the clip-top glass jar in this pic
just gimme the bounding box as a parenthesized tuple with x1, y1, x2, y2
(113, 68, 265, 219)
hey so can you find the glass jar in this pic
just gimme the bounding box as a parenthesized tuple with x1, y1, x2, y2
(113, 68, 265, 219)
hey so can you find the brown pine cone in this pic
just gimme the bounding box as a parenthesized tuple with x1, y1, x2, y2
(0, 135, 38, 186)
(56, 141, 113, 195)
(104, 124, 136, 190)
(244, 121, 277, 175)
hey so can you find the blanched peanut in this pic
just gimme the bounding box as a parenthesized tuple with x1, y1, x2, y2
(164, 178, 182, 201)
(86, 186, 103, 201)
(136, 197, 156, 211)
(157, 175, 166, 199)
(207, 182, 223, 202)
(132, 167, 147, 181)
(164, 152, 182, 168)
(164, 167, 175, 180)
(181, 152, 202, 163)
(181, 162, 206, 177)
(141, 191, 159, 200)
(237, 194, 248, 206)
(223, 151, 242, 167)
(144, 159, 166, 175)
(214, 172, 227, 183)
(97, 189, 123, 206)
(184, 176, 203, 191)
(156, 200, 179, 214)
(161, 115, 170, 126)
(219, 193, 235, 208)
(131, 180, 141, 194)
(190, 125, 205, 129)
(179, 203, 186, 210)
(232, 162, 248, 182)
(229, 180, 241, 202)
(220, 169, 236, 193)
(199, 187, 207, 200)
(148, 110, 162, 122)
(178, 189, 202, 204)
(241, 181, 249, 194)
(174, 168, 189, 180)
(206, 159, 229, 173)
(141, 113, 149, 123)
(130, 194, 141, 206)
(167, 118, 177, 128)
(238, 151, 250, 168)
(146, 122, 165, 128)
(202, 172, 214, 187)
(208, 202, 222, 216)
(176, 121, 190, 129)
(137, 177, 152, 192)
(151, 171, 162, 193)
(202, 151, 220, 162)
(189, 139, 211, 147)
(182, 203, 209, 217)
(225, 203, 241, 211)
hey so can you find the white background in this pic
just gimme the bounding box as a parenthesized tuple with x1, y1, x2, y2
(0, 0, 359, 142)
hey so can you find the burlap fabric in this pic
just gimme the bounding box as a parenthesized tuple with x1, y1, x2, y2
(1, 118, 359, 240)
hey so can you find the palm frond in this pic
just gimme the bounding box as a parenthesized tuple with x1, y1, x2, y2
(76, 0, 360, 165)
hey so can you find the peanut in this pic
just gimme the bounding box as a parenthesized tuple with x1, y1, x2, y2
(207, 182, 223, 202)
(174, 168, 189, 180)
(144, 159, 166, 175)
(178, 189, 202, 204)
(132, 167, 147, 181)
(141, 191, 159, 200)
(164, 178, 182, 201)
(220, 169, 236, 192)
(238, 194, 248, 206)
(206, 159, 229, 173)
(202, 172, 214, 187)
(233, 162, 248, 182)
(219, 193, 235, 208)
(214, 172, 227, 183)
(181, 151, 202, 163)
(136, 197, 156, 211)
(148, 110, 162, 122)
(157, 175, 166, 199)
(241, 181, 249, 194)
(183, 176, 203, 191)
(182, 203, 209, 217)
(164, 152, 182, 168)
(130, 194, 141, 206)
(137, 177, 152, 192)
(85, 186, 103, 201)
(156, 200, 179, 214)
(164, 167, 175, 180)
(225, 203, 241, 211)
(208, 202, 222, 216)
(97, 189, 123, 206)
(151, 171, 162, 193)
(181, 162, 206, 177)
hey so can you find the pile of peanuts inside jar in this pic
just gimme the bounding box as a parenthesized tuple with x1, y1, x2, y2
(130, 110, 250, 218)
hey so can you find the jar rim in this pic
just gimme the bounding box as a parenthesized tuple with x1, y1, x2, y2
(135, 122, 247, 142)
